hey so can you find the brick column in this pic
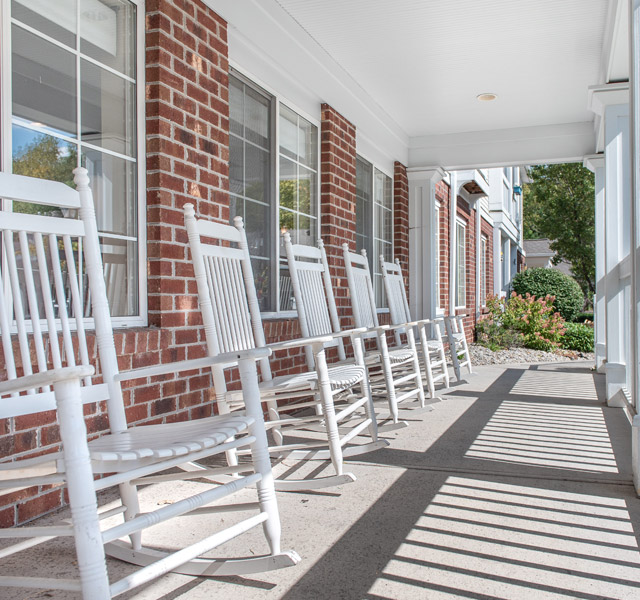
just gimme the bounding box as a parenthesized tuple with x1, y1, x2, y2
(394, 161, 409, 291)
(320, 104, 357, 328)
(146, 0, 230, 333)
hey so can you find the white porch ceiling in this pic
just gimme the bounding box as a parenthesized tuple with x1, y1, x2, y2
(212, 0, 628, 167)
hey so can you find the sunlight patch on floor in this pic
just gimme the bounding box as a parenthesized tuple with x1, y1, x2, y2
(510, 370, 599, 401)
(367, 477, 640, 600)
(464, 401, 617, 473)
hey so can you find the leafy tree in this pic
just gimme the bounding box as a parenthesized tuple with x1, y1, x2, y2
(11, 135, 77, 215)
(523, 163, 595, 299)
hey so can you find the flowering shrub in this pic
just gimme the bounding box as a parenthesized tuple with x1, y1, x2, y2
(476, 292, 566, 352)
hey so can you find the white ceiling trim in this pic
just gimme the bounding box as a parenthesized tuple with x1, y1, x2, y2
(409, 122, 596, 170)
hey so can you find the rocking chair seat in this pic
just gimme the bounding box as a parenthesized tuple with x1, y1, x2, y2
(260, 364, 366, 394)
(88, 414, 254, 463)
(364, 348, 415, 366)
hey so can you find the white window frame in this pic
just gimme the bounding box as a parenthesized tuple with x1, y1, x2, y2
(455, 218, 467, 309)
(229, 67, 321, 319)
(355, 153, 393, 311)
(0, 0, 147, 329)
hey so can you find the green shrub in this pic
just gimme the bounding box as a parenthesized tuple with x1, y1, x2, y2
(476, 293, 566, 352)
(511, 268, 584, 322)
(575, 312, 594, 324)
(561, 322, 594, 352)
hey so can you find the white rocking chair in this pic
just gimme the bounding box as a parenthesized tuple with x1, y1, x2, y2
(282, 233, 386, 441)
(184, 207, 386, 492)
(342, 245, 427, 424)
(0, 169, 298, 599)
(380, 258, 450, 397)
(444, 314, 473, 381)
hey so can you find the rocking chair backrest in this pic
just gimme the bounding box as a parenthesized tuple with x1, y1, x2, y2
(342, 244, 379, 337)
(380, 258, 411, 344)
(283, 234, 345, 364)
(0, 169, 126, 433)
(184, 207, 271, 408)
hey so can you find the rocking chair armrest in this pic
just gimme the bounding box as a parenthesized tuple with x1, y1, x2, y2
(0, 365, 95, 396)
(265, 334, 336, 352)
(115, 347, 273, 382)
(322, 327, 369, 339)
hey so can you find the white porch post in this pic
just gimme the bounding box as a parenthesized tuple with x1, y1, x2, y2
(630, 0, 640, 493)
(408, 167, 445, 320)
(493, 225, 501, 295)
(449, 172, 458, 315)
(583, 155, 606, 373)
(589, 84, 631, 407)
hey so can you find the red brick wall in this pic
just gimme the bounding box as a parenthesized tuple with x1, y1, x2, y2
(436, 181, 450, 312)
(320, 104, 357, 330)
(394, 162, 409, 292)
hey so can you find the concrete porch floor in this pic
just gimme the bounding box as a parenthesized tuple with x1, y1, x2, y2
(5, 360, 640, 599)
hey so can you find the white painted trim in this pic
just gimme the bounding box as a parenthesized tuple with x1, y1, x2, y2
(409, 121, 596, 170)
(454, 216, 467, 310)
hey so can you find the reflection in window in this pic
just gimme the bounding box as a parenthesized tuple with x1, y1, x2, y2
(356, 157, 393, 308)
(6, 0, 141, 319)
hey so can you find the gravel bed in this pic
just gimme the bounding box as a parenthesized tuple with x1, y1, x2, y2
(469, 343, 595, 366)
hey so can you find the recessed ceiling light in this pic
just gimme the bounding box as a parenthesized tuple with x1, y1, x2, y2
(477, 93, 498, 102)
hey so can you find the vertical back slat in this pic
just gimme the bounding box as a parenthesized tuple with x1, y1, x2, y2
(3, 231, 34, 387)
(0, 268, 18, 388)
(49, 234, 76, 369)
(18, 231, 49, 374)
(33, 232, 62, 369)
(62, 235, 91, 385)
(231, 259, 253, 350)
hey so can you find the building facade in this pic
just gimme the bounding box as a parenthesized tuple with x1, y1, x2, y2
(0, 0, 523, 525)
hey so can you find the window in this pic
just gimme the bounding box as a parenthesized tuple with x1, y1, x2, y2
(355, 156, 393, 308)
(435, 205, 440, 309)
(3, 0, 144, 324)
(480, 235, 488, 305)
(229, 71, 319, 313)
(455, 219, 466, 308)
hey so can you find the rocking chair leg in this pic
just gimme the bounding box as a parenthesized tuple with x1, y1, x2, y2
(239, 358, 282, 556)
(377, 334, 400, 423)
(56, 377, 111, 600)
(119, 481, 142, 550)
(313, 345, 344, 476)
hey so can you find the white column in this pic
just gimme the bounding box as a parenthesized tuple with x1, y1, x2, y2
(630, 0, 640, 493)
(583, 155, 606, 373)
(589, 84, 631, 407)
(493, 225, 501, 295)
(449, 172, 458, 315)
(475, 202, 482, 317)
(408, 167, 445, 320)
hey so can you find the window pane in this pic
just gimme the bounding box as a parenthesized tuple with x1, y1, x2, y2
(230, 77, 244, 137)
(101, 237, 138, 316)
(296, 214, 316, 247)
(298, 115, 317, 169)
(12, 25, 77, 137)
(298, 166, 315, 216)
(81, 59, 136, 156)
(252, 258, 271, 312)
(82, 149, 136, 237)
(245, 144, 269, 202)
(245, 86, 270, 149)
(229, 135, 244, 197)
(356, 157, 372, 254)
(80, 0, 136, 78)
(279, 104, 298, 161)
(245, 200, 270, 258)
(279, 157, 297, 211)
(12, 0, 77, 48)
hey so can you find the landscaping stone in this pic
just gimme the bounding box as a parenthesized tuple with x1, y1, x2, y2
(469, 343, 595, 365)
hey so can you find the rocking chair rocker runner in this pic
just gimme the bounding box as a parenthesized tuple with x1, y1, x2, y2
(380, 258, 450, 397)
(342, 245, 427, 424)
(184, 207, 385, 492)
(0, 169, 298, 599)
